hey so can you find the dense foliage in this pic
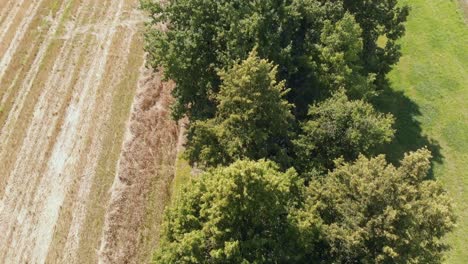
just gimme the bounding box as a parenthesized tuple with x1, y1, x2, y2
(153, 160, 308, 263)
(185, 51, 294, 168)
(143, 0, 454, 263)
(154, 152, 455, 263)
(341, 0, 409, 83)
(303, 149, 455, 263)
(143, 0, 408, 120)
(315, 13, 375, 99)
(294, 90, 395, 173)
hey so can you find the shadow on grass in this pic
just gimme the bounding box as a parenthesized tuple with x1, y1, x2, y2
(372, 80, 443, 179)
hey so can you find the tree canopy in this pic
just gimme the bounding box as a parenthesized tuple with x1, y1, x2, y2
(143, 0, 454, 263)
(303, 148, 455, 263)
(315, 12, 376, 99)
(153, 160, 307, 263)
(294, 90, 395, 173)
(185, 51, 294, 168)
(143, 0, 408, 120)
(154, 151, 455, 263)
(341, 0, 409, 83)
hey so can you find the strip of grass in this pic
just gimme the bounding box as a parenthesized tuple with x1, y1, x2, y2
(378, 0, 467, 262)
(169, 154, 192, 203)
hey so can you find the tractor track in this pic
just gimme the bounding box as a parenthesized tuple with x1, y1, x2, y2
(0, 1, 179, 263)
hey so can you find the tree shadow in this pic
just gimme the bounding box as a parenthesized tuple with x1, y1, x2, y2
(371, 79, 443, 179)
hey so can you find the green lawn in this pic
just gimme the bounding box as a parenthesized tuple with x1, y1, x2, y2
(170, 154, 193, 204)
(378, 0, 467, 262)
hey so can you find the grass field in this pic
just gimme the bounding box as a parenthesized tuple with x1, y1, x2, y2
(377, 0, 468, 262)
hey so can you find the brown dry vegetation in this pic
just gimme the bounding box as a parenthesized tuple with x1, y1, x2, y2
(0, 0, 180, 263)
(99, 71, 181, 264)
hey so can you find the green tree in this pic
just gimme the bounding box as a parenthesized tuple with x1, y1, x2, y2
(143, 0, 408, 120)
(142, 0, 336, 119)
(185, 51, 294, 168)
(315, 12, 376, 99)
(303, 149, 456, 263)
(342, 0, 409, 82)
(153, 160, 312, 263)
(294, 90, 394, 173)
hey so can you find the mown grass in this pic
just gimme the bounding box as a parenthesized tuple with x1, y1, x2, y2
(170, 154, 193, 203)
(377, 0, 467, 262)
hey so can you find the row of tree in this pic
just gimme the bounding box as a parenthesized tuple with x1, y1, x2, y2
(143, 0, 455, 263)
(155, 153, 453, 263)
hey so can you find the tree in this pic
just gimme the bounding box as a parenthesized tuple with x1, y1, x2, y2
(142, 0, 337, 120)
(153, 160, 312, 263)
(315, 12, 376, 99)
(302, 149, 456, 263)
(185, 51, 294, 169)
(143, 0, 408, 120)
(154, 153, 455, 263)
(342, 0, 409, 82)
(294, 90, 394, 173)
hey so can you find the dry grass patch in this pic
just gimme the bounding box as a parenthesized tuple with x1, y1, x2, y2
(0, 0, 72, 196)
(76, 31, 146, 264)
(44, 35, 95, 264)
(98, 67, 181, 263)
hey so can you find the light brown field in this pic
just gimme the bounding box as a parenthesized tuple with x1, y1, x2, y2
(0, 1, 179, 263)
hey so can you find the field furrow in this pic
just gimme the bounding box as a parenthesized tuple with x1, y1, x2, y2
(0, 1, 173, 262)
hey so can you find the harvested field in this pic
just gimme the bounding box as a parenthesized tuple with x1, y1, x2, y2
(0, 1, 180, 263)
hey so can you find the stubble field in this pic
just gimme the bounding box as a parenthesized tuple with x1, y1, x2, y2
(0, 1, 180, 263)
